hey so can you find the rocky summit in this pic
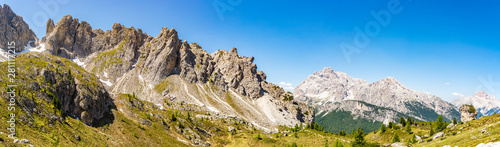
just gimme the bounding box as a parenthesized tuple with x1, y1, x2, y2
(0, 4, 37, 54)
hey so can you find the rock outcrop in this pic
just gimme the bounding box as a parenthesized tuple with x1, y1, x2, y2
(0, 4, 37, 52)
(4, 52, 113, 126)
(460, 104, 478, 123)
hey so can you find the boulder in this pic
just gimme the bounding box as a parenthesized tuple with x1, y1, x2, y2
(228, 126, 236, 132)
(432, 132, 444, 140)
(460, 104, 478, 123)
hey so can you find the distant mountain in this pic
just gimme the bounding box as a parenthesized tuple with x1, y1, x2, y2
(294, 67, 460, 133)
(452, 91, 500, 117)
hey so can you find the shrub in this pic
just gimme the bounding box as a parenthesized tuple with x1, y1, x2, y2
(339, 130, 346, 136)
(467, 105, 476, 113)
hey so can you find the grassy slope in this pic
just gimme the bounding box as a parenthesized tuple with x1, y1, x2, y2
(364, 114, 500, 146)
(417, 113, 500, 147)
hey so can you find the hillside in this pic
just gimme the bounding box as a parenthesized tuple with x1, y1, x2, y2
(0, 53, 350, 146)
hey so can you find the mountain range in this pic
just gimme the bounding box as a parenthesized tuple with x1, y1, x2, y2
(294, 67, 461, 133)
(1, 3, 313, 132)
(452, 90, 500, 118)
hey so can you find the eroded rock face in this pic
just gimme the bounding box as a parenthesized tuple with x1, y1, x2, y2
(0, 4, 37, 52)
(460, 104, 478, 123)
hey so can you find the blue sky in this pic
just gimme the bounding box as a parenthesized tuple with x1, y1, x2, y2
(5, 0, 500, 102)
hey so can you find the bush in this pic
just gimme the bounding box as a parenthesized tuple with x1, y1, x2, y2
(255, 134, 262, 140)
(339, 130, 346, 136)
(467, 105, 476, 113)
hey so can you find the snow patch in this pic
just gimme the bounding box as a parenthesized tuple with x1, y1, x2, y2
(99, 79, 113, 86)
(103, 72, 108, 78)
(72, 57, 86, 68)
(131, 59, 138, 68)
(138, 75, 143, 80)
(15, 42, 46, 55)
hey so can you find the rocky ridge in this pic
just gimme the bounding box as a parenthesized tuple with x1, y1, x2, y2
(38, 14, 313, 129)
(294, 67, 460, 124)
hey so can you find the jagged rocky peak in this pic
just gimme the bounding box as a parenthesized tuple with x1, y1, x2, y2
(0, 4, 37, 52)
(42, 15, 149, 60)
(474, 90, 496, 99)
(42, 15, 93, 59)
(137, 27, 181, 85)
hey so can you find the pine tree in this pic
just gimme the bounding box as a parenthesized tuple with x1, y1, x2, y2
(407, 117, 413, 125)
(339, 130, 346, 136)
(392, 133, 400, 143)
(380, 124, 386, 133)
(453, 117, 457, 125)
(324, 138, 328, 147)
(436, 115, 446, 132)
(351, 127, 366, 147)
(429, 124, 435, 136)
(406, 124, 412, 134)
(388, 122, 394, 129)
(411, 134, 417, 144)
(334, 139, 344, 147)
(400, 117, 407, 127)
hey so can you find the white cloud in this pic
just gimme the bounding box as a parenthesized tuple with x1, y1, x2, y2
(278, 82, 294, 91)
(279, 82, 292, 87)
(445, 82, 451, 85)
(452, 92, 465, 98)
